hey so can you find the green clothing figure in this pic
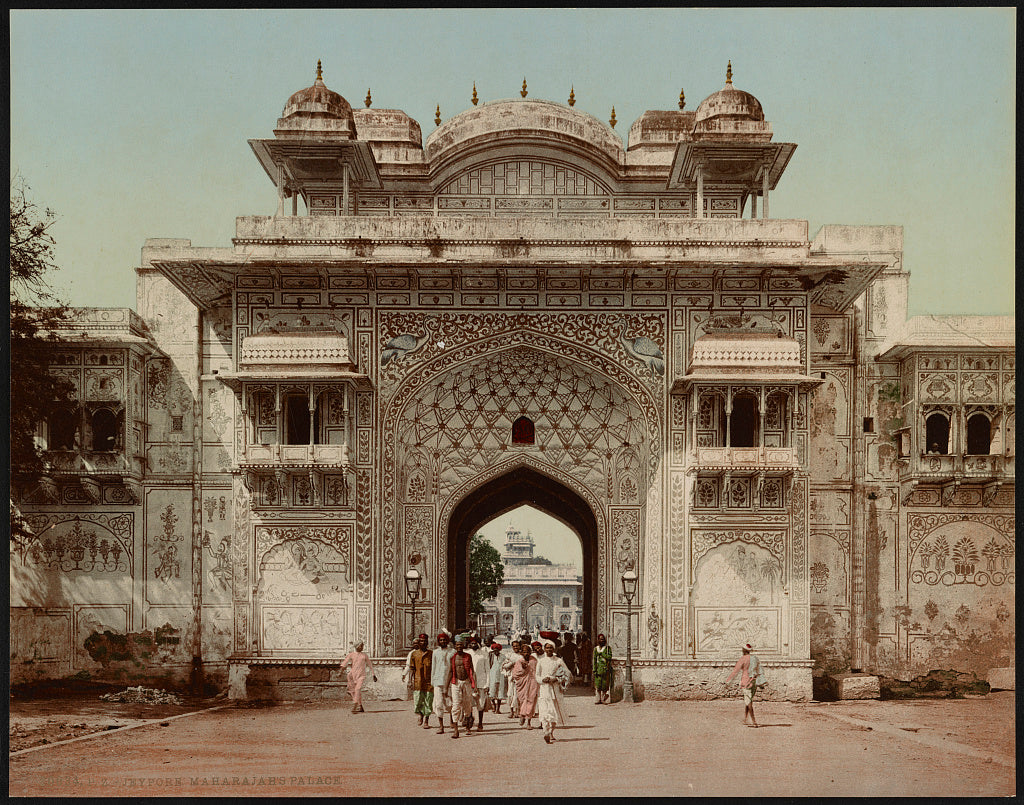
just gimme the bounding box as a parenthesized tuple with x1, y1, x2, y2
(592, 633, 613, 704)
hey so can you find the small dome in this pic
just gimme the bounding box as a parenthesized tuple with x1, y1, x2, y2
(275, 61, 356, 139)
(694, 85, 764, 126)
(281, 62, 353, 122)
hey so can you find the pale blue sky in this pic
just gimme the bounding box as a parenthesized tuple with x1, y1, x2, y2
(10, 8, 1015, 316)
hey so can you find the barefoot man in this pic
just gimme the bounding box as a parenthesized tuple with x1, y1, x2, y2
(724, 643, 763, 727)
(340, 641, 376, 714)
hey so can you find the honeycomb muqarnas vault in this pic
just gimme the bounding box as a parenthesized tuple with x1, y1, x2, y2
(11, 62, 1014, 700)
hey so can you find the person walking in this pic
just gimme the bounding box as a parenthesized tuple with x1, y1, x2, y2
(503, 640, 521, 719)
(430, 631, 455, 734)
(558, 633, 579, 680)
(466, 634, 490, 732)
(340, 641, 376, 714)
(592, 633, 613, 704)
(512, 642, 539, 729)
(577, 632, 593, 686)
(535, 639, 571, 744)
(724, 643, 763, 727)
(487, 641, 508, 714)
(407, 634, 433, 728)
(445, 637, 478, 739)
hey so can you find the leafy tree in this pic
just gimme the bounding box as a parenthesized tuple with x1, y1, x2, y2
(468, 533, 504, 616)
(10, 178, 75, 545)
(524, 555, 553, 565)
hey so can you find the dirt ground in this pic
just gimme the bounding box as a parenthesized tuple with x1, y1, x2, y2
(8, 688, 1015, 797)
(9, 687, 219, 753)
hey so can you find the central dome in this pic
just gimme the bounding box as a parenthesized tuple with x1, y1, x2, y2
(424, 99, 624, 169)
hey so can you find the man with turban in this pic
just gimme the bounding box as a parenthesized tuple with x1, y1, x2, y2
(512, 641, 539, 729)
(340, 641, 376, 714)
(487, 641, 508, 714)
(724, 643, 763, 727)
(502, 640, 521, 719)
(465, 634, 491, 732)
(405, 634, 433, 728)
(535, 639, 571, 743)
(592, 633, 613, 704)
(430, 631, 455, 734)
(444, 637, 478, 739)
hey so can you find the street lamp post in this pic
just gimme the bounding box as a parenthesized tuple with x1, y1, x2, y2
(405, 568, 422, 646)
(621, 569, 637, 703)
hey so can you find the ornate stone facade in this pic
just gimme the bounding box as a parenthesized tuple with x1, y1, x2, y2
(11, 66, 1013, 699)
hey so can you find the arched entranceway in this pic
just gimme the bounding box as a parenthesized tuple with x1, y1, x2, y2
(447, 466, 598, 634)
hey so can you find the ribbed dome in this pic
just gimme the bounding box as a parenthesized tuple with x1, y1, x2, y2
(281, 72, 353, 122)
(274, 61, 356, 139)
(694, 85, 765, 126)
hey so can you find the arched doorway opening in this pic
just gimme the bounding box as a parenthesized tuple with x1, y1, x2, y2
(447, 466, 597, 636)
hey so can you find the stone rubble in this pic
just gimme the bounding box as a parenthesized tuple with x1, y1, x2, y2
(99, 686, 183, 705)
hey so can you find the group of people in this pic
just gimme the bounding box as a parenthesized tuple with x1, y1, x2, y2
(341, 635, 764, 734)
(396, 630, 615, 743)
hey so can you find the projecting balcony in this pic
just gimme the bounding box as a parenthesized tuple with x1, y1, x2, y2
(691, 446, 798, 475)
(239, 443, 350, 468)
(897, 452, 1013, 506)
(899, 452, 1010, 484)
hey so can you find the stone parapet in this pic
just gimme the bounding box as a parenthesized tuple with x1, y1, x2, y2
(234, 213, 810, 247)
(627, 660, 813, 702)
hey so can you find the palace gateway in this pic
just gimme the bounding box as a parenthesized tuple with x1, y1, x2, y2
(12, 63, 1014, 700)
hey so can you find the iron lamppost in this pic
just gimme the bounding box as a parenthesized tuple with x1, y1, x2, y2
(621, 569, 637, 703)
(405, 568, 422, 646)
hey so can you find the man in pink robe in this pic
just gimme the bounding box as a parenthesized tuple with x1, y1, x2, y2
(511, 643, 539, 729)
(340, 641, 376, 714)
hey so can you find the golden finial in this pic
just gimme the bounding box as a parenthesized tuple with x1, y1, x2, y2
(609, 106, 617, 128)
(365, 88, 372, 108)
(434, 104, 441, 126)
(316, 60, 323, 82)
(678, 89, 685, 110)
(472, 82, 478, 106)
(521, 78, 528, 98)
(726, 60, 733, 85)
(568, 85, 575, 107)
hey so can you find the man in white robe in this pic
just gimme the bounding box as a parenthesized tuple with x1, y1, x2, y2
(535, 639, 571, 743)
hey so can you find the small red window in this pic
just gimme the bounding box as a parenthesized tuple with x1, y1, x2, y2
(512, 416, 535, 445)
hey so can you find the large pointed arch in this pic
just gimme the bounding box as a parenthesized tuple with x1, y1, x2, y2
(446, 464, 599, 634)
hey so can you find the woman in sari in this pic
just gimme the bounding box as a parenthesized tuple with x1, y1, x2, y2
(592, 633, 613, 704)
(535, 639, 571, 743)
(512, 642, 539, 729)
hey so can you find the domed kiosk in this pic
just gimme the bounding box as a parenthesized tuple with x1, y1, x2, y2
(249, 61, 381, 216)
(667, 62, 796, 217)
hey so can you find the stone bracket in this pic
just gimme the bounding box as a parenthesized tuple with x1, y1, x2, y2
(899, 479, 918, 507)
(939, 479, 960, 507)
(982, 480, 1002, 507)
